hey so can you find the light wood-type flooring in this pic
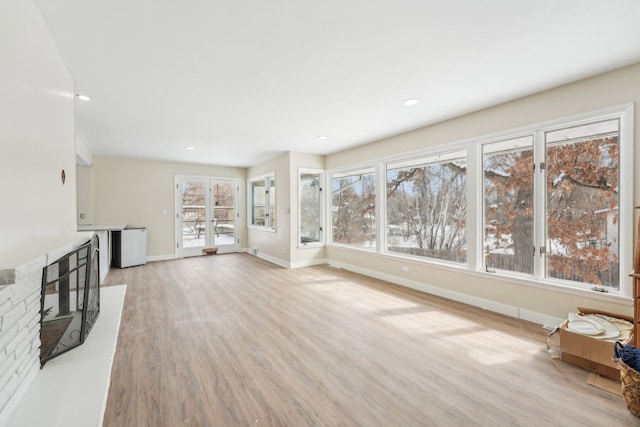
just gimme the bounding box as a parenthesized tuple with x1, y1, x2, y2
(102, 253, 640, 426)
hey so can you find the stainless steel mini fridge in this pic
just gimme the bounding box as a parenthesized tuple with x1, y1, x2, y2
(112, 227, 147, 267)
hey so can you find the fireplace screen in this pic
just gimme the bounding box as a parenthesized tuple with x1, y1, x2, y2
(40, 235, 100, 366)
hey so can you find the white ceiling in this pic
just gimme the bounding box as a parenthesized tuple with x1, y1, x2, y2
(34, 0, 640, 167)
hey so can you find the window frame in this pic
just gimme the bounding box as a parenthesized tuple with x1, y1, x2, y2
(248, 173, 276, 231)
(298, 168, 324, 248)
(328, 165, 378, 251)
(384, 149, 468, 265)
(535, 115, 628, 292)
(480, 133, 536, 278)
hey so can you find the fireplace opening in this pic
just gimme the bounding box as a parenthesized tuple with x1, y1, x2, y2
(40, 234, 100, 366)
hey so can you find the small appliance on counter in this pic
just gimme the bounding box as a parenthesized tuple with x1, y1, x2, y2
(112, 227, 147, 268)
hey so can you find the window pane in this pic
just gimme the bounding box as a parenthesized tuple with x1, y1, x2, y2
(300, 172, 322, 244)
(181, 182, 206, 248)
(331, 170, 376, 248)
(386, 153, 466, 263)
(269, 178, 276, 229)
(253, 206, 265, 226)
(545, 119, 619, 289)
(251, 180, 266, 226)
(213, 182, 236, 246)
(483, 137, 534, 273)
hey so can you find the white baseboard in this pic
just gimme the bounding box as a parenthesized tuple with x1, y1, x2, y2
(146, 254, 177, 262)
(518, 309, 564, 329)
(253, 251, 290, 268)
(328, 259, 561, 327)
(290, 258, 328, 269)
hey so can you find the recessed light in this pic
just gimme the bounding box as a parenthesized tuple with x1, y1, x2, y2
(185, 146, 195, 150)
(76, 94, 91, 101)
(317, 135, 328, 140)
(402, 98, 419, 106)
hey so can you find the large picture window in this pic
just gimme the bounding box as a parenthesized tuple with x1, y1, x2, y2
(331, 168, 376, 249)
(386, 151, 467, 263)
(327, 105, 632, 296)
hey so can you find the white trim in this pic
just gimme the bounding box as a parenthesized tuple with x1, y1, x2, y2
(176, 175, 241, 257)
(331, 166, 376, 179)
(326, 259, 568, 325)
(290, 258, 328, 269)
(327, 245, 633, 305)
(375, 160, 384, 255)
(618, 103, 635, 297)
(518, 309, 564, 329)
(248, 173, 276, 231)
(386, 149, 467, 171)
(298, 168, 324, 247)
(327, 167, 378, 248)
(251, 250, 290, 268)
(297, 243, 324, 249)
(146, 254, 177, 262)
(466, 142, 480, 272)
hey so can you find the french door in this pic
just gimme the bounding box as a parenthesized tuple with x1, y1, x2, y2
(176, 176, 240, 257)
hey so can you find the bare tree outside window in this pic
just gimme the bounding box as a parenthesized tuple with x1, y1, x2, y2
(252, 180, 266, 226)
(300, 172, 322, 244)
(181, 181, 206, 248)
(331, 170, 376, 248)
(250, 175, 275, 229)
(212, 183, 236, 244)
(386, 153, 467, 263)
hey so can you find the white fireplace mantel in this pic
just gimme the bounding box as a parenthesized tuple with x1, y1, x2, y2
(0, 232, 94, 286)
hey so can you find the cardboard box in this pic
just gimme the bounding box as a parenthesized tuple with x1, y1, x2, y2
(559, 307, 633, 380)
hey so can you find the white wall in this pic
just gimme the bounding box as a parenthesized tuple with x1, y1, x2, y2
(91, 156, 246, 259)
(0, 0, 76, 422)
(77, 165, 93, 225)
(325, 62, 640, 321)
(247, 153, 291, 265)
(289, 152, 326, 267)
(246, 151, 327, 267)
(0, 0, 77, 257)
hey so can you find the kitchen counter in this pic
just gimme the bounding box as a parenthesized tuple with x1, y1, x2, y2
(77, 224, 127, 231)
(77, 225, 127, 282)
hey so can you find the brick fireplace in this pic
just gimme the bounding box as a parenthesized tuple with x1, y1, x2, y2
(0, 233, 94, 424)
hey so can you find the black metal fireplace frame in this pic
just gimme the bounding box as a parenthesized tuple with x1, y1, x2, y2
(39, 235, 100, 367)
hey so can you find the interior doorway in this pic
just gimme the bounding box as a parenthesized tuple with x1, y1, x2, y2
(176, 176, 240, 257)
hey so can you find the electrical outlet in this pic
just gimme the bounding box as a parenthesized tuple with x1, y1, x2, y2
(401, 265, 410, 273)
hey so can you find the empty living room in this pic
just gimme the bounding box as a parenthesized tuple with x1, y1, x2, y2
(2, 0, 640, 426)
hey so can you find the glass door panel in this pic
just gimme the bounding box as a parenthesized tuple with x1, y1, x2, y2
(178, 179, 208, 256)
(211, 180, 238, 249)
(176, 176, 239, 257)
